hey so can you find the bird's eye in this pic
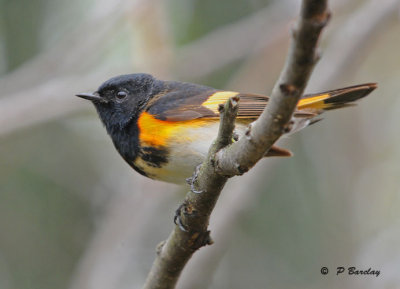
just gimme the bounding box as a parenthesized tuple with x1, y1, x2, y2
(116, 91, 127, 101)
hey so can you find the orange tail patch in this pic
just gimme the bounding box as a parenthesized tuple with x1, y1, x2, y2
(297, 83, 377, 111)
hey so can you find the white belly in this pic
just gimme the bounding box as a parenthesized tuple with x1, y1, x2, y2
(135, 122, 246, 184)
(155, 122, 221, 184)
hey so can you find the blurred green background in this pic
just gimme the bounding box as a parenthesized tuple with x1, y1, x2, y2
(1, 0, 400, 288)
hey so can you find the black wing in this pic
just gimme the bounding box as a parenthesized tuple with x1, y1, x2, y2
(146, 80, 275, 122)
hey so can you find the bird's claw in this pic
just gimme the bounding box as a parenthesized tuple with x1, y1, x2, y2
(185, 165, 204, 194)
(173, 201, 199, 232)
(174, 203, 189, 232)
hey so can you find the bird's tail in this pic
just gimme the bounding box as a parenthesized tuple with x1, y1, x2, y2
(290, 82, 378, 133)
(297, 83, 377, 112)
(268, 83, 377, 157)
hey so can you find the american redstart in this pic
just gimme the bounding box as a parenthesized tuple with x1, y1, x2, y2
(76, 73, 376, 184)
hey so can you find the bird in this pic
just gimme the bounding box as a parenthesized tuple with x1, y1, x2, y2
(76, 73, 376, 184)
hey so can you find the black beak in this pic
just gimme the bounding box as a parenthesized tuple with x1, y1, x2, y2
(76, 92, 108, 103)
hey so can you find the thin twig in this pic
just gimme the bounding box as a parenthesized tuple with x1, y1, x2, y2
(143, 96, 240, 289)
(176, 161, 277, 289)
(215, 0, 330, 175)
(143, 1, 329, 288)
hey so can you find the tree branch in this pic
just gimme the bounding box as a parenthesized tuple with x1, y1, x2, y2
(143, 1, 329, 288)
(216, 0, 330, 175)
(143, 97, 239, 289)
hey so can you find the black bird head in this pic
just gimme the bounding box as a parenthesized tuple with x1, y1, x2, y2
(76, 73, 155, 131)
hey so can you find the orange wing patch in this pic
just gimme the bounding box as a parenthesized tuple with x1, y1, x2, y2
(137, 112, 210, 147)
(202, 91, 239, 113)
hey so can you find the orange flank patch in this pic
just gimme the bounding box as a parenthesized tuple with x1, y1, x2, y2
(297, 94, 329, 109)
(137, 112, 209, 147)
(202, 91, 239, 113)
